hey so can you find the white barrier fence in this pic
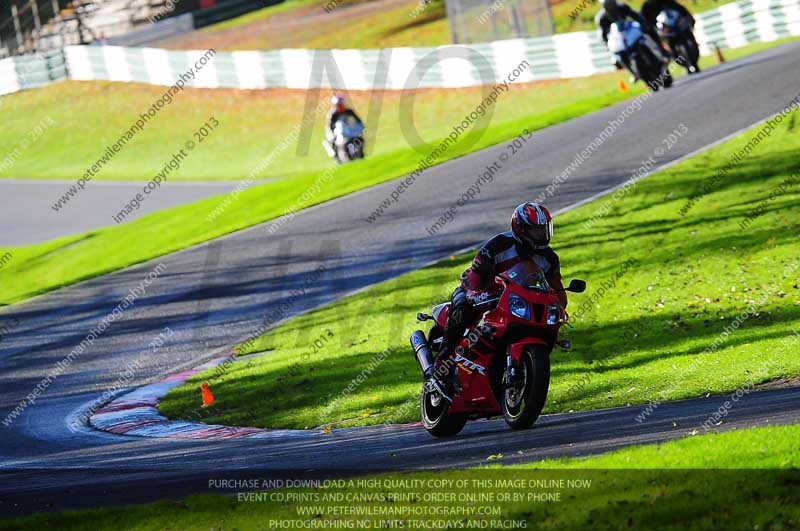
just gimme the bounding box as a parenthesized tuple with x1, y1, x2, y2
(1, 0, 798, 97)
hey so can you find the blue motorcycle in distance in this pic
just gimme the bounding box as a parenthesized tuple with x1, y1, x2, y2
(323, 116, 365, 163)
(607, 19, 672, 91)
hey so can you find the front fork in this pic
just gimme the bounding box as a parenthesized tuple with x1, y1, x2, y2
(503, 343, 528, 387)
(504, 339, 560, 387)
(504, 353, 517, 386)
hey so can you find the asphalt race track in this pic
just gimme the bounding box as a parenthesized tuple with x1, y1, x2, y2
(1, 41, 800, 517)
(0, 179, 249, 246)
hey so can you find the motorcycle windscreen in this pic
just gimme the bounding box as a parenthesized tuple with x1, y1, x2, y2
(504, 260, 550, 292)
(608, 20, 643, 53)
(624, 21, 644, 48)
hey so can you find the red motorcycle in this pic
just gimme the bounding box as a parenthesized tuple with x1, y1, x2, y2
(410, 260, 585, 437)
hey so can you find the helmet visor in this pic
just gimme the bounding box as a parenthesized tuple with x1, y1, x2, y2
(523, 223, 550, 244)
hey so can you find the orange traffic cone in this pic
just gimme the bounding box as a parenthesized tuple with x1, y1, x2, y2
(201, 382, 215, 407)
(618, 79, 628, 92)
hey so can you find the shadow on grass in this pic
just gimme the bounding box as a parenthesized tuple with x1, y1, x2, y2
(160, 119, 800, 429)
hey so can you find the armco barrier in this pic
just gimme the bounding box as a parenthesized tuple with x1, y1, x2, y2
(13, 50, 68, 89)
(0, 0, 798, 97)
(695, 0, 800, 53)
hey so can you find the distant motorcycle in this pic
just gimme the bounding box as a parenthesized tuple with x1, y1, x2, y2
(656, 9, 700, 74)
(323, 116, 365, 163)
(607, 19, 672, 91)
(410, 260, 586, 437)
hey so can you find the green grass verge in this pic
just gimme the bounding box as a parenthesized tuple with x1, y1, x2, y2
(3, 424, 799, 530)
(0, 69, 645, 182)
(159, 106, 800, 430)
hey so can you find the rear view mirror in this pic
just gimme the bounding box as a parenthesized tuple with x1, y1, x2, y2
(567, 279, 586, 293)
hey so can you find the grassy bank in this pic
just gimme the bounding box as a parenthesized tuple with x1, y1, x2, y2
(4, 423, 799, 530)
(159, 108, 800, 430)
(161, 0, 452, 51)
(164, 0, 731, 50)
(0, 68, 649, 304)
(0, 71, 644, 182)
(0, 38, 786, 183)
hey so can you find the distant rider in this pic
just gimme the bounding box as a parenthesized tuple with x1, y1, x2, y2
(596, 0, 669, 66)
(326, 95, 363, 161)
(641, 0, 699, 71)
(424, 202, 568, 400)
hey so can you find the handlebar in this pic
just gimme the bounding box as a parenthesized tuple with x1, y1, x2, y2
(473, 297, 500, 308)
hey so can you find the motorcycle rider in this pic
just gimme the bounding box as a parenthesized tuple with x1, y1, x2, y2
(641, 0, 699, 72)
(326, 95, 363, 161)
(424, 202, 568, 400)
(596, 0, 670, 77)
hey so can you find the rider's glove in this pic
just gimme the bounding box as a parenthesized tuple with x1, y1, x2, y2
(466, 290, 491, 305)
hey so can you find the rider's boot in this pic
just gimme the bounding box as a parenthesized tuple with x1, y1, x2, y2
(424, 348, 461, 402)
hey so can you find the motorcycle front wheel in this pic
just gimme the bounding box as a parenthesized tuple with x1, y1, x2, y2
(502, 344, 550, 430)
(421, 386, 467, 437)
(685, 37, 700, 73)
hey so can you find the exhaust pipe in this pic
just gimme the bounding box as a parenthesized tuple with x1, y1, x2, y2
(410, 330, 434, 376)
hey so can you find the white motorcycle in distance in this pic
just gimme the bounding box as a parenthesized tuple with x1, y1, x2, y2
(323, 116, 365, 163)
(607, 19, 672, 91)
(656, 9, 700, 74)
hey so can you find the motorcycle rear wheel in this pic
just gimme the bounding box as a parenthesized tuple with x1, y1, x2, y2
(421, 386, 467, 437)
(502, 344, 550, 430)
(345, 139, 363, 160)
